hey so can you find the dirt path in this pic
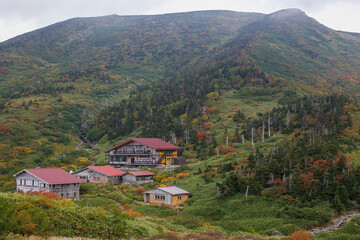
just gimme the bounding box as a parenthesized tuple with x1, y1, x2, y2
(309, 212, 360, 235)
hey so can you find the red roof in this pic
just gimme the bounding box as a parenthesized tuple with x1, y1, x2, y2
(105, 138, 181, 153)
(88, 166, 126, 176)
(14, 168, 83, 184)
(128, 171, 154, 176)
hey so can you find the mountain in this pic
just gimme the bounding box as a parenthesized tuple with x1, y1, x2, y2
(0, 8, 360, 185)
(0, 11, 263, 98)
(2, 9, 360, 98)
(2, 8, 360, 239)
(197, 9, 360, 95)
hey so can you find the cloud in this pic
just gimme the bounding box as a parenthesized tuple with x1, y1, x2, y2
(312, 2, 360, 32)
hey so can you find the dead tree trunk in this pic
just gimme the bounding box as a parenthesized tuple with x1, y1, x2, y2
(184, 129, 190, 145)
(268, 114, 271, 137)
(251, 127, 255, 149)
(286, 110, 290, 128)
(170, 131, 176, 144)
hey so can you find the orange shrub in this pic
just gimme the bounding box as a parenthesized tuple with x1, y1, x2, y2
(161, 176, 176, 183)
(289, 230, 313, 240)
(123, 207, 143, 217)
(155, 175, 166, 182)
(135, 188, 145, 195)
(217, 145, 236, 154)
(176, 172, 190, 179)
(24, 190, 60, 200)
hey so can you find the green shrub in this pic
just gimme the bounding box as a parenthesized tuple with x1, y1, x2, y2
(218, 220, 255, 234)
(76, 196, 118, 207)
(171, 215, 203, 230)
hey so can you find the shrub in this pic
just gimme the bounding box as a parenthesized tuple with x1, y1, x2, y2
(289, 230, 314, 240)
(218, 220, 255, 234)
(171, 215, 203, 229)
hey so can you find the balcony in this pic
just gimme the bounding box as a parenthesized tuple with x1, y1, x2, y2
(111, 150, 153, 156)
(109, 160, 155, 166)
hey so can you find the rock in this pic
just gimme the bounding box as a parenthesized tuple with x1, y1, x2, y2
(272, 230, 284, 236)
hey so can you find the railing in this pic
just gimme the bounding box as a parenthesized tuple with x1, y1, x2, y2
(109, 161, 155, 165)
(112, 150, 152, 155)
(109, 161, 128, 165)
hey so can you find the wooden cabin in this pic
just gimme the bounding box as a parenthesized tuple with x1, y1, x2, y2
(143, 186, 189, 206)
(72, 166, 126, 184)
(122, 170, 154, 185)
(105, 138, 181, 167)
(13, 168, 82, 199)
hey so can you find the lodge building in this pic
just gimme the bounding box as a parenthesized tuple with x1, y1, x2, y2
(122, 170, 154, 185)
(13, 168, 82, 199)
(143, 186, 189, 206)
(105, 138, 181, 167)
(72, 166, 126, 184)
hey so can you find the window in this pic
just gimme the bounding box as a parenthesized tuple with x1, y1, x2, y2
(177, 195, 183, 200)
(26, 180, 32, 186)
(155, 195, 165, 200)
(42, 183, 46, 188)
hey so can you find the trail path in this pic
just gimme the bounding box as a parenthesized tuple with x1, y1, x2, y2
(309, 212, 360, 235)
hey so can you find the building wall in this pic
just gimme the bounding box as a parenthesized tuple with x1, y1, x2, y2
(16, 172, 48, 192)
(109, 142, 179, 166)
(73, 168, 122, 184)
(143, 189, 172, 205)
(89, 175, 109, 184)
(49, 183, 80, 200)
(171, 194, 188, 205)
(123, 174, 153, 185)
(157, 150, 178, 165)
(109, 143, 157, 165)
(73, 169, 90, 181)
(16, 172, 80, 200)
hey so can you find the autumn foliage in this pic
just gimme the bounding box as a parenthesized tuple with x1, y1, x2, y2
(176, 172, 190, 179)
(289, 230, 314, 240)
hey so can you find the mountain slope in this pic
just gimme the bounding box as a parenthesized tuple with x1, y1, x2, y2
(0, 11, 264, 98)
(198, 9, 360, 96)
(1, 9, 360, 188)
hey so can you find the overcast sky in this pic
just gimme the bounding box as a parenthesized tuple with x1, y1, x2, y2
(1, 0, 360, 42)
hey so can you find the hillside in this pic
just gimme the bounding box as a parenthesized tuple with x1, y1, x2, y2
(0, 11, 263, 97)
(197, 9, 360, 96)
(0, 10, 264, 188)
(1, 8, 360, 239)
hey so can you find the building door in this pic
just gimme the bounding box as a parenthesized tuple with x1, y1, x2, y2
(146, 193, 150, 202)
(131, 157, 135, 164)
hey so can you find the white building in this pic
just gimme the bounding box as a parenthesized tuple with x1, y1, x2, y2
(13, 168, 82, 199)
